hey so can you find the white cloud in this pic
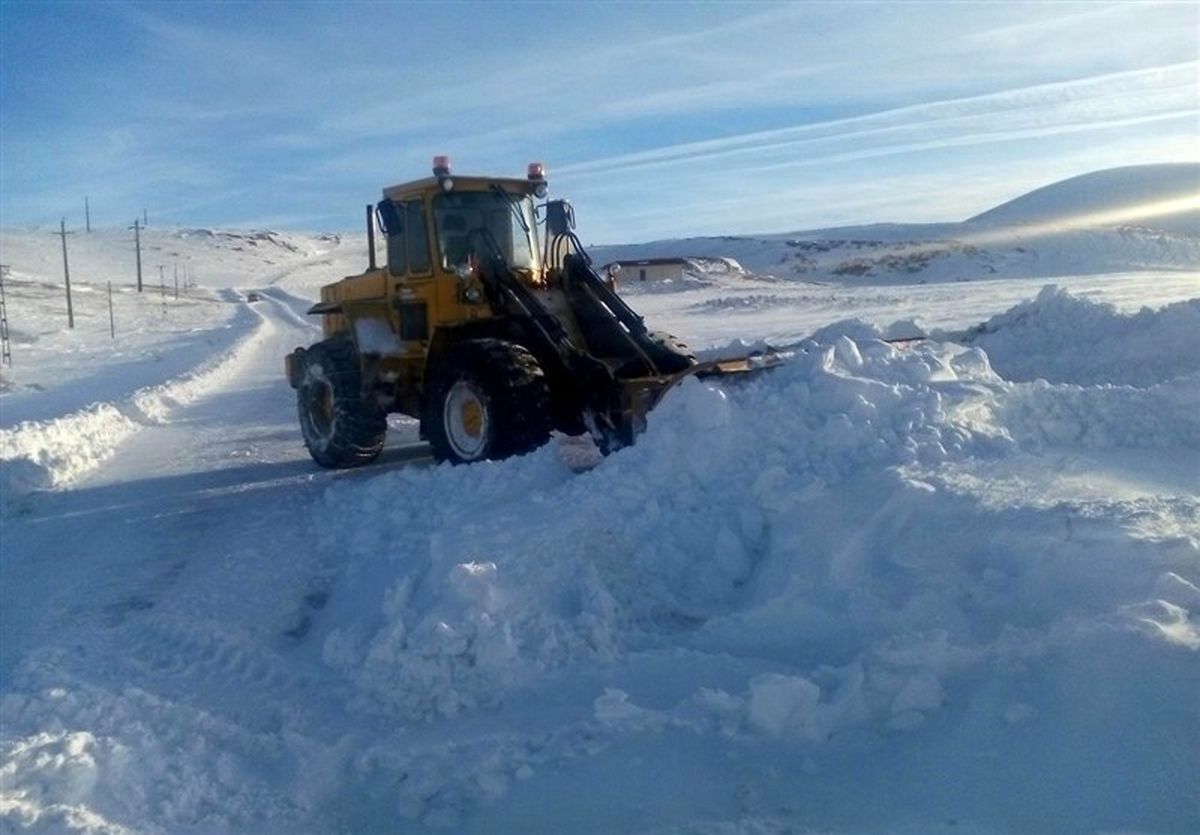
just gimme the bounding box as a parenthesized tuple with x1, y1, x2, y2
(558, 63, 1198, 180)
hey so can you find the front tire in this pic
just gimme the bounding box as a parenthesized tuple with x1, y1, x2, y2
(423, 339, 552, 464)
(297, 338, 386, 468)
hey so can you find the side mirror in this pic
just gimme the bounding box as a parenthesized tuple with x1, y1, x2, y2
(545, 200, 576, 236)
(376, 200, 402, 235)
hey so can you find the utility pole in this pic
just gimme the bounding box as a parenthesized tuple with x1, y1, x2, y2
(56, 218, 75, 329)
(85, 196, 91, 232)
(173, 263, 178, 299)
(159, 265, 166, 316)
(0, 265, 13, 366)
(143, 208, 148, 226)
(130, 219, 143, 291)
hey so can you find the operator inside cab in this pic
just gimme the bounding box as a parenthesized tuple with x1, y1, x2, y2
(433, 190, 538, 272)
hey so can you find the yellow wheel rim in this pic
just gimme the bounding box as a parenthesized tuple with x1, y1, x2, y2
(461, 399, 483, 438)
(444, 381, 490, 460)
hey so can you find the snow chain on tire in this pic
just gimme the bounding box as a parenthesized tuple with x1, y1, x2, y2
(297, 337, 386, 468)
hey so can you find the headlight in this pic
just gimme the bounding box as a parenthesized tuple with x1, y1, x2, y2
(464, 286, 482, 303)
(534, 182, 548, 199)
(440, 177, 454, 192)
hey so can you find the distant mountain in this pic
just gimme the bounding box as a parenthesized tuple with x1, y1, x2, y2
(968, 163, 1200, 236)
(591, 165, 1200, 284)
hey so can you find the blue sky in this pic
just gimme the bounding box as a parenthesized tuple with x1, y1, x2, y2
(1, 1, 1197, 242)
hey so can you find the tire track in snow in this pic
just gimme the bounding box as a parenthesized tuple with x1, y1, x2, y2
(2, 290, 350, 832)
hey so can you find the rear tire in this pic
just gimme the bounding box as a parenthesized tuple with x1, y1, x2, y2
(423, 339, 552, 464)
(297, 338, 386, 468)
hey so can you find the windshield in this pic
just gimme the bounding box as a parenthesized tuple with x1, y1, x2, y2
(433, 190, 539, 271)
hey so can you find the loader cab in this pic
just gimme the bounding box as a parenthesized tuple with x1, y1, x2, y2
(378, 159, 546, 285)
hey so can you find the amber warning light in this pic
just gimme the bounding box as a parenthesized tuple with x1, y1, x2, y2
(432, 155, 452, 177)
(527, 162, 546, 180)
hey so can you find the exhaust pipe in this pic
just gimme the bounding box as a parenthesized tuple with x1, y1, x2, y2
(366, 204, 377, 270)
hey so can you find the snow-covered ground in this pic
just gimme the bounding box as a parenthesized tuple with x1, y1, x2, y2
(1, 167, 1198, 834)
(592, 163, 1200, 285)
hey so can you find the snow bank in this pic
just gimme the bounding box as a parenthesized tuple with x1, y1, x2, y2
(0, 403, 141, 499)
(0, 298, 269, 508)
(962, 285, 1200, 385)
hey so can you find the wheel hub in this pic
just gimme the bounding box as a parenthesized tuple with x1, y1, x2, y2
(444, 381, 489, 460)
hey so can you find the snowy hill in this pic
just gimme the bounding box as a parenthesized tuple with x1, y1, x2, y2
(969, 162, 1200, 235)
(592, 164, 1200, 283)
(0, 225, 349, 292)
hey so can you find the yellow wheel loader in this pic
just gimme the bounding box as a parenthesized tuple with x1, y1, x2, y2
(285, 156, 779, 467)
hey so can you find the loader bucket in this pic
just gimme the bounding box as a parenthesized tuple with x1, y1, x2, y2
(612, 350, 792, 448)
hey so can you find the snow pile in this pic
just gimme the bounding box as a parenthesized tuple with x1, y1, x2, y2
(808, 316, 927, 344)
(316, 339, 1007, 722)
(961, 284, 1200, 385)
(0, 402, 140, 499)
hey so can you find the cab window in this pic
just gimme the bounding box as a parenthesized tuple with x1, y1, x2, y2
(377, 199, 430, 276)
(406, 202, 430, 274)
(433, 190, 537, 270)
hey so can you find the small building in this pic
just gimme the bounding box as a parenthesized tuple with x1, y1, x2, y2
(601, 257, 687, 282)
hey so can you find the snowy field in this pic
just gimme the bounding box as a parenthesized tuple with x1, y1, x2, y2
(1, 167, 1198, 834)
